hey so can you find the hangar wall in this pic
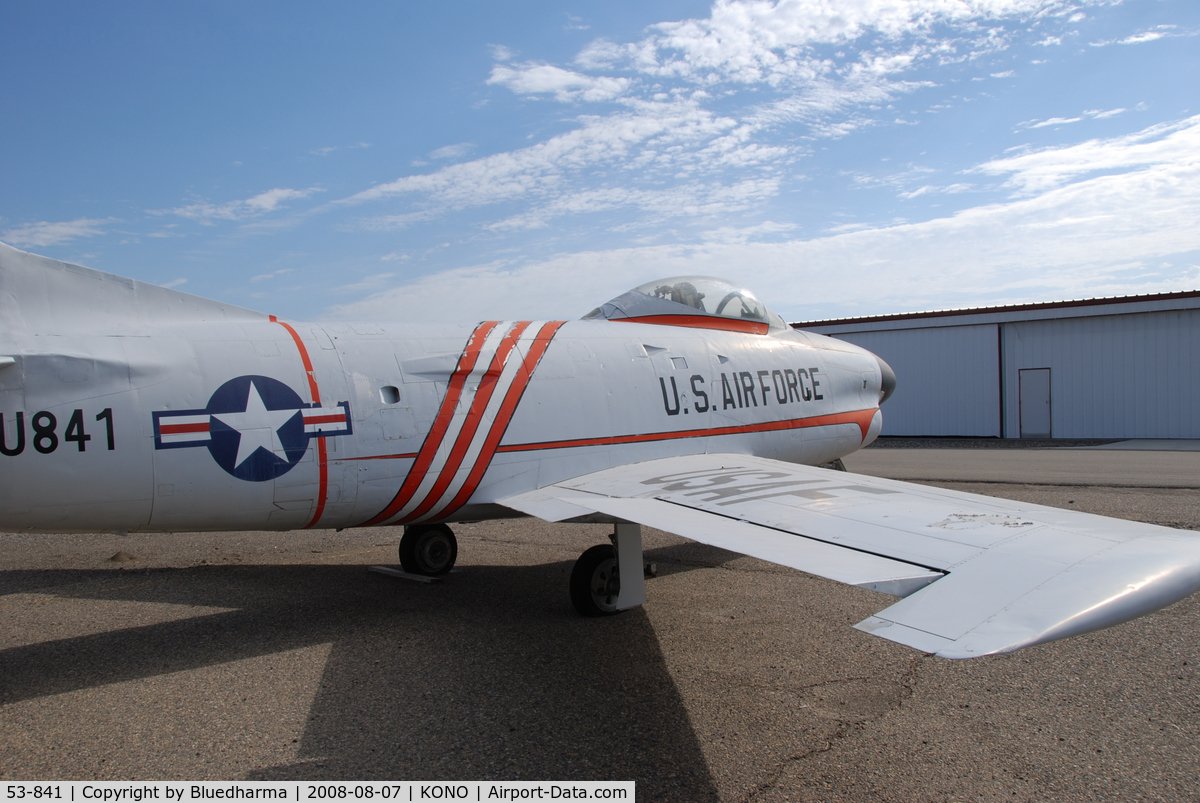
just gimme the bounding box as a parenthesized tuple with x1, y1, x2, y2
(832, 325, 1000, 437)
(1001, 309, 1200, 439)
(797, 293, 1200, 439)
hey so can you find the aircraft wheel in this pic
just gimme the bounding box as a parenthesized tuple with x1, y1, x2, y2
(570, 544, 623, 617)
(399, 524, 457, 576)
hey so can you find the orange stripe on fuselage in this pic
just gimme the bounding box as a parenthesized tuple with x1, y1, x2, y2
(436, 320, 566, 520)
(398, 322, 531, 524)
(612, 315, 769, 334)
(343, 452, 419, 461)
(270, 315, 329, 529)
(495, 407, 878, 453)
(359, 321, 501, 527)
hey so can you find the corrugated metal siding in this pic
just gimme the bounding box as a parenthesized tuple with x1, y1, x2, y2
(831, 325, 1000, 437)
(1001, 309, 1200, 438)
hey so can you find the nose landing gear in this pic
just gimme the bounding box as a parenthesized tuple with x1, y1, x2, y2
(569, 522, 646, 617)
(570, 544, 621, 616)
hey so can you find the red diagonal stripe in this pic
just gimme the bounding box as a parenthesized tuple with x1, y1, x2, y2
(359, 321, 500, 527)
(399, 322, 530, 524)
(436, 320, 566, 520)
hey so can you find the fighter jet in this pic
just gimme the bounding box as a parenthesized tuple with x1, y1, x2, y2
(3, 241, 1199, 658)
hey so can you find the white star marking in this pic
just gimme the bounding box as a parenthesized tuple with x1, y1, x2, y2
(211, 381, 301, 469)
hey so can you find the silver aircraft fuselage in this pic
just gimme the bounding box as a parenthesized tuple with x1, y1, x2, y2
(1, 315, 884, 533)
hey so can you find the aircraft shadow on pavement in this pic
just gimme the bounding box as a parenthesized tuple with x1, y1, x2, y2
(0, 556, 722, 798)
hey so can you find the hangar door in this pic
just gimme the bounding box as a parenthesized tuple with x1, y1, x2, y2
(833, 325, 1000, 437)
(1018, 368, 1051, 438)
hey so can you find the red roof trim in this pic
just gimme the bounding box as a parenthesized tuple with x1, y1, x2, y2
(793, 289, 1200, 328)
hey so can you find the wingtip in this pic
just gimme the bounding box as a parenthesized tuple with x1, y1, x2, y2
(864, 530, 1200, 659)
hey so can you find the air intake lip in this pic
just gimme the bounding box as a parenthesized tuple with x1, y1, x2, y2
(877, 356, 897, 404)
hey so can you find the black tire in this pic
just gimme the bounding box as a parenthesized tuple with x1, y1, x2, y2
(399, 524, 457, 576)
(570, 544, 623, 617)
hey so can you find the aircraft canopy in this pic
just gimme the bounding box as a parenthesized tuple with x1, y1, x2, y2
(586, 276, 785, 333)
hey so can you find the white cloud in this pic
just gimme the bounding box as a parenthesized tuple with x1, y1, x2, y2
(1018, 107, 1127, 130)
(342, 102, 751, 210)
(1091, 24, 1181, 47)
(352, 211, 438, 231)
(1022, 116, 1083, 129)
(323, 0, 1113, 257)
(745, 70, 927, 132)
(161, 278, 188, 289)
(699, 220, 797, 244)
(333, 0, 1118, 245)
(485, 178, 782, 231)
(335, 272, 396, 294)
(157, 188, 322, 224)
(250, 268, 293, 282)
(1119, 31, 1166, 44)
(326, 114, 1200, 323)
(584, 0, 1079, 85)
(978, 114, 1200, 194)
(429, 143, 474, 160)
(487, 63, 630, 102)
(898, 182, 972, 199)
(0, 217, 112, 247)
(311, 143, 370, 156)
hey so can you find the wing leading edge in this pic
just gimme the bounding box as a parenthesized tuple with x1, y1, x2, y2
(499, 453, 1200, 659)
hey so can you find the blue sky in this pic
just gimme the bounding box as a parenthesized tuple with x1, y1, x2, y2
(2, 0, 1197, 323)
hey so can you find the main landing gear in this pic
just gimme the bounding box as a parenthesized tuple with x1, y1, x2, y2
(399, 523, 458, 576)
(569, 522, 648, 617)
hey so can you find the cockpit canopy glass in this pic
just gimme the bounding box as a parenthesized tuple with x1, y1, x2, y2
(585, 276, 783, 333)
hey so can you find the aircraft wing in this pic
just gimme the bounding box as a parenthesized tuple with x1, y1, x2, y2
(499, 453, 1200, 659)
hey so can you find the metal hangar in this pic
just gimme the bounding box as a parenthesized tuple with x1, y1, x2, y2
(795, 291, 1200, 439)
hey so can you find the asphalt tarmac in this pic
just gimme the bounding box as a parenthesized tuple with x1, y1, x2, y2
(2, 445, 1199, 801)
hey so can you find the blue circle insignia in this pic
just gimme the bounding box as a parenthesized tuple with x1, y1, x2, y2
(205, 375, 310, 482)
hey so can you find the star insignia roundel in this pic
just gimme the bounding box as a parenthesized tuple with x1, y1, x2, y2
(152, 374, 353, 482)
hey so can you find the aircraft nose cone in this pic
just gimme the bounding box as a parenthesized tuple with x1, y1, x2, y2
(877, 356, 897, 404)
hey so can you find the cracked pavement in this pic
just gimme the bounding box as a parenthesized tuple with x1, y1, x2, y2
(2, 447, 1199, 801)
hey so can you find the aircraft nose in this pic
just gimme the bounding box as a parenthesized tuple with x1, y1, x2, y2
(877, 356, 897, 404)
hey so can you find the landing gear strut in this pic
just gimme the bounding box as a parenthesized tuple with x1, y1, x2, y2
(399, 523, 457, 576)
(569, 522, 646, 617)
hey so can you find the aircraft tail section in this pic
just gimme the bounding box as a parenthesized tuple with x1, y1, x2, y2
(0, 241, 267, 337)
